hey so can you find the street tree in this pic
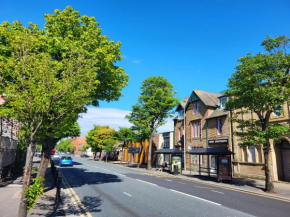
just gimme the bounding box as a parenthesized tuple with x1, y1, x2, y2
(225, 35, 290, 192)
(37, 120, 80, 178)
(126, 76, 179, 169)
(103, 138, 118, 162)
(86, 125, 115, 160)
(81, 144, 90, 153)
(0, 6, 128, 216)
(56, 138, 75, 152)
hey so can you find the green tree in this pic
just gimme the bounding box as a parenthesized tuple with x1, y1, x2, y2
(225, 35, 290, 192)
(56, 139, 73, 152)
(126, 76, 179, 169)
(81, 144, 90, 153)
(103, 138, 118, 163)
(86, 125, 115, 160)
(37, 120, 80, 178)
(0, 6, 128, 216)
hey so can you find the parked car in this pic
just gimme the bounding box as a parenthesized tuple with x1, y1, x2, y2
(52, 154, 60, 159)
(59, 156, 73, 166)
(81, 154, 89, 158)
(35, 152, 42, 157)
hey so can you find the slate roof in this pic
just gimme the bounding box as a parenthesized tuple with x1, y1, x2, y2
(187, 148, 233, 155)
(175, 101, 186, 112)
(206, 109, 229, 119)
(195, 90, 221, 107)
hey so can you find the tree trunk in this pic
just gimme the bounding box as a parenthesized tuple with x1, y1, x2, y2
(264, 145, 275, 192)
(147, 133, 154, 170)
(18, 141, 36, 217)
(37, 137, 54, 179)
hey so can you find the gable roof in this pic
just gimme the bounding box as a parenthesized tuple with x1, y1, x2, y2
(206, 109, 229, 119)
(185, 90, 221, 110)
(175, 101, 186, 112)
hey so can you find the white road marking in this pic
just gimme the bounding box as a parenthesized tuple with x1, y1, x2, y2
(178, 182, 186, 185)
(135, 179, 157, 186)
(170, 189, 221, 206)
(194, 185, 213, 189)
(123, 192, 132, 197)
(165, 179, 172, 182)
(102, 169, 110, 172)
(211, 190, 224, 194)
(114, 172, 126, 177)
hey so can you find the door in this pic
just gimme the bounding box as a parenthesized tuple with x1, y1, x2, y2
(282, 148, 290, 181)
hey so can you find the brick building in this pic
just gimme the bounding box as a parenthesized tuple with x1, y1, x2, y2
(174, 90, 232, 172)
(71, 134, 87, 155)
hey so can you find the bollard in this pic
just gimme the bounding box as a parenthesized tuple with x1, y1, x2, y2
(56, 177, 62, 201)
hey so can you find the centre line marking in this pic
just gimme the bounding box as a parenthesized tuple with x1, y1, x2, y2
(211, 190, 224, 194)
(165, 179, 172, 182)
(135, 179, 157, 186)
(178, 182, 186, 185)
(170, 189, 221, 206)
(123, 192, 132, 197)
(194, 185, 213, 189)
(115, 172, 126, 177)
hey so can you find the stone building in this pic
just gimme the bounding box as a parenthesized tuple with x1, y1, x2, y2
(232, 102, 290, 182)
(175, 90, 232, 171)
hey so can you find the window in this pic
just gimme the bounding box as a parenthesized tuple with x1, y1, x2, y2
(191, 120, 202, 139)
(193, 102, 200, 114)
(248, 146, 256, 162)
(178, 110, 184, 119)
(164, 138, 170, 148)
(191, 154, 203, 165)
(178, 127, 184, 140)
(242, 147, 248, 162)
(219, 97, 227, 109)
(274, 106, 283, 116)
(217, 118, 222, 135)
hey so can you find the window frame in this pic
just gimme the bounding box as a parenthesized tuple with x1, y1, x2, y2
(217, 118, 222, 135)
(191, 120, 202, 139)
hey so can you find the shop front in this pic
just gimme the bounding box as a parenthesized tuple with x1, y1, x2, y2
(187, 148, 234, 182)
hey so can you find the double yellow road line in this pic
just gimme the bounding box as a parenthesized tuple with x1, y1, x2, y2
(58, 169, 93, 217)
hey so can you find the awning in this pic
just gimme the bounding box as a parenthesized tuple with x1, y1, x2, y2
(155, 148, 184, 154)
(187, 148, 233, 155)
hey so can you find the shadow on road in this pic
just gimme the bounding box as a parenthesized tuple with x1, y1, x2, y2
(82, 196, 102, 213)
(60, 167, 123, 188)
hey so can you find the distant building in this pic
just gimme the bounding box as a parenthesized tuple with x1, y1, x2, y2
(71, 134, 87, 155)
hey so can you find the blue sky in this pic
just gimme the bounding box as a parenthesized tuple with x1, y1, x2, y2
(1, 1, 289, 134)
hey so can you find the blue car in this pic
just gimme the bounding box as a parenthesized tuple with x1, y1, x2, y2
(59, 156, 73, 166)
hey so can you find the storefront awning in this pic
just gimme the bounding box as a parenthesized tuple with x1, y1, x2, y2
(155, 148, 184, 154)
(187, 148, 233, 155)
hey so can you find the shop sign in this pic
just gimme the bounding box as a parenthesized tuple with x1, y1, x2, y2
(208, 139, 228, 145)
(128, 148, 140, 153)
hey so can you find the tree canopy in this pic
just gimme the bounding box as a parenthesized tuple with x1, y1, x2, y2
(126, 76, 179, 169)
(225, 35, 290, 192)
(57, 138, 75, 153)
(0, 6, 128, 215)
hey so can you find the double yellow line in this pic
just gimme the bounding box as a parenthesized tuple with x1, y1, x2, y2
(58, 169, 93, 217)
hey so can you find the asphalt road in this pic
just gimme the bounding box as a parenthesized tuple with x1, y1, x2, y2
(57, 157, 290, 217)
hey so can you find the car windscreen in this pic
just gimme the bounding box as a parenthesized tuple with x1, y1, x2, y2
(61, 157, 72, 160)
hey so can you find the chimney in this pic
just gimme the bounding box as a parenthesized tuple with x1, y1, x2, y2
(184, 97, 189, 103)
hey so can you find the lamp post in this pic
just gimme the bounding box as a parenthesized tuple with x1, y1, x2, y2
(183, 106, 186, 171)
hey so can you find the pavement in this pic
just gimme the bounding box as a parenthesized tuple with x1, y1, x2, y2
(1, 157, 290, 217)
